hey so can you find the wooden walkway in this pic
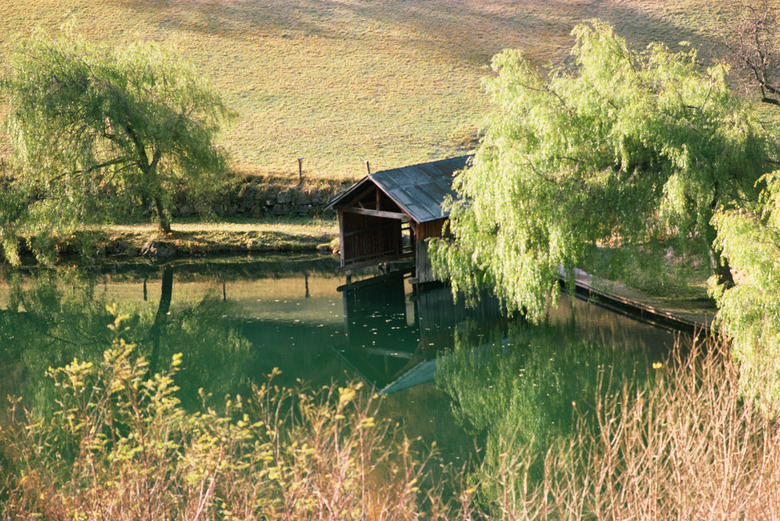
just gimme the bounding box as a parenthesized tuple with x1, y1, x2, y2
(566, 268, 717, 336)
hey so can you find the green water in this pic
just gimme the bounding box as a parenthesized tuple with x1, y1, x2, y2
(0, 254, 676, 461)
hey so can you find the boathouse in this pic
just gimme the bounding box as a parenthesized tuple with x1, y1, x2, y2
(326, 155, 471, 284)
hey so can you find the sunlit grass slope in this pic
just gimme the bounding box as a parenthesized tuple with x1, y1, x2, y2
(0, 0, 742, 179)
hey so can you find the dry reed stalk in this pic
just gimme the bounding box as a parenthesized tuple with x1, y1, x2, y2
(483, 337, 780, 520)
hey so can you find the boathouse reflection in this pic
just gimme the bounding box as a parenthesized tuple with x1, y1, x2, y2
(337, 272, 509, 392)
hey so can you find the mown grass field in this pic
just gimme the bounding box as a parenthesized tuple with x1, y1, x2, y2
(0, 0, 745, 180)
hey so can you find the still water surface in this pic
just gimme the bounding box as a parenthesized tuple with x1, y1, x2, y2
(0, 254, 677, 460)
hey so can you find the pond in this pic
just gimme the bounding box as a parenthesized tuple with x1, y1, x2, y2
(0, 253, 678, 465)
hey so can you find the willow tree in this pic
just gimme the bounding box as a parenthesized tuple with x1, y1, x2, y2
(710, 0, 780, 410)
(711, 175, 780, 408)
(1, 28, 233, 251)
(431, 21, 771, 320)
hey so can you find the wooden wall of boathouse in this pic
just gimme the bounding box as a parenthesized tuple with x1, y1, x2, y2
(326, 156, 472, 285)
(339, 210, 404, 268)
(412, 218, 447, 284)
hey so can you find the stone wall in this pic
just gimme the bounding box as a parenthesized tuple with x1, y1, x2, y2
(167, 177, 350, 219)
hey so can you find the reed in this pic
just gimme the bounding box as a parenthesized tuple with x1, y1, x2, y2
(477, 337, 780, 520)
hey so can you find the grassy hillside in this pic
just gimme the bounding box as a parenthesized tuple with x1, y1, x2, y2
(0, 0, 739, 180)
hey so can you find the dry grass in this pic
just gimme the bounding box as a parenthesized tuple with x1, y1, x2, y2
(478, 337, 780, 520)
(0, 0, 747, 179)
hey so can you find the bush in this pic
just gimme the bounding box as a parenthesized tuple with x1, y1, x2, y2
(0, 315, 470, 520)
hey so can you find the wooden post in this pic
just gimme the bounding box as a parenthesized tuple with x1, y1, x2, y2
(338, 209, 346, 266)
(298, 157, 304, 182)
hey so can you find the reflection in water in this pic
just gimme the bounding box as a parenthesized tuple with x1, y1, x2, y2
(0, 264, 256, 414)
(434, 298, 677, 486)
(338, 272, 510, 391)
(337, 272, 675, 395)
(0, 255, 680, 470)
(149, 265, 173, 375)
(339, 273, 418, 388)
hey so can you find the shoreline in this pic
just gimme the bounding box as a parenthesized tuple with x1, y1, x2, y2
(3, 219, 716, 336)
(4, 218, 340, 265)
(567, 269, 716, 336)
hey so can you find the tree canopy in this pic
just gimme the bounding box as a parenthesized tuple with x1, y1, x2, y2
(0, 27, 233, 261)
(431, 21, 773, 320)
(710, 1, 780, 410)
(711, 174, 780, 408)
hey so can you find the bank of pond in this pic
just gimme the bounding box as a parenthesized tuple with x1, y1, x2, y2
(1, 254, 777, 519)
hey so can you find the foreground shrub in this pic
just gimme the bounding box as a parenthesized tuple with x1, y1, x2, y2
(477, 338, 780, 520)
(0, 316, 471, 520)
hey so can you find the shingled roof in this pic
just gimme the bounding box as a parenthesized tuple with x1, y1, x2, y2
(326, 155, 472, 224)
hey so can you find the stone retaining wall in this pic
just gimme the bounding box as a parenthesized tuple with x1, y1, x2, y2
(167, 177, 350, 219)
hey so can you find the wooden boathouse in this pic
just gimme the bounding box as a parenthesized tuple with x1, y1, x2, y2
(326, 156, 471, 284)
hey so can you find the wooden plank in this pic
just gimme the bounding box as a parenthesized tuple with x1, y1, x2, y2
(325, 176, 373, 211)
(350, 185, 379, 208)
(338, 210, 346, 266)
(338, 253, 414, 272)
(343, 207, 409, 220)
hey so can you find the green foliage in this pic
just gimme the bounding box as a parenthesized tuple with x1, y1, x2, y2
(0, 267, 255, 416)
(431, 21, 770, 320)
(0, 175, 27, 265)
(0, 26, 234, 259)
(711, 172, 780, 410)
(0, 316, 464, 520)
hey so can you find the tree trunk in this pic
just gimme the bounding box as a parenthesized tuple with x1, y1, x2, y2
(712, 248, 735, 289)
(155, 196, 171, 234)
(707, 222, 734, 288)
(708, 182, 734, 288)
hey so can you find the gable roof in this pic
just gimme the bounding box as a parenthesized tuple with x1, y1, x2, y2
(326, 155, 472, 224)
